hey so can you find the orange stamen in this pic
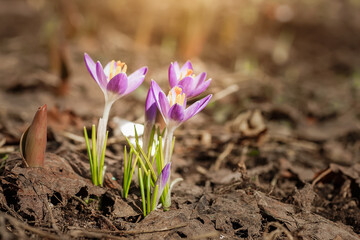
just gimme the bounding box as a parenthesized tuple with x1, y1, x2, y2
(109, 60, 128, 80)
(185, 69, 193, 77)
(169, 87, 185, 106)
(174, 86, 182, 95)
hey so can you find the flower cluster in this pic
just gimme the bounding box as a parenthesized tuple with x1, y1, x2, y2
(83, 55, 212, 214)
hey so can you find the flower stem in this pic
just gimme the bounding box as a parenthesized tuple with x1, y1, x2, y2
(162, 126, 175, 211)
(163, 127, 175, 165)
(102, 101, 113, 128)
(95, 100, 114, 185)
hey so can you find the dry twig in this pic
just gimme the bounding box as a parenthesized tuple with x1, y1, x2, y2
(0, 212, 59, 239)
(212, 142, 235, 171)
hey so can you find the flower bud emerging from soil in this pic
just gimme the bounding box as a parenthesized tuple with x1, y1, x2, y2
(20, 104, 47, 167)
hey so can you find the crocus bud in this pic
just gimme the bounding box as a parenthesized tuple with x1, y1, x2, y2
(153, 162, 171, 208)
(145, 87, 156, 124)
(20, 104, 47, 167)
(143, 87, 157, 154)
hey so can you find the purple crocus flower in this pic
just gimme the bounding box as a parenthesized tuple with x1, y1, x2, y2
(151, 80, 212, 128)
(169, 61, 212, 98)
(84, 53, 147, 184)
(151, 80, 212, 170)
(84, 53, 148, 104)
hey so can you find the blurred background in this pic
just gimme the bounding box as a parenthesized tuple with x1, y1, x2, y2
(1, 0, 360, 148)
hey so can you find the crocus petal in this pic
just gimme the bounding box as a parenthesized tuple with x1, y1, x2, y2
(194, 72, 207, 87)
(96, 61, 108, 89)
(189, 78, 212, 98)
(106, 73, 128, 95)
(154, 162, 171, 207)
(159, 162, 171, 190)
(173, 61, 180, 78)
(84, 53, 99, 83)
(151, 80, 166, 118)
(184, 94, 212, 121)
(123, 67, 147, 95)
(178, 76, 194, 97)
(145, 87, 157, 123)
(150, 80, 162, 103)
(168, 63, 178, 88)
(168, 104, 185, 123)
(158, 91, 170, 123)
(180, 60, 193, 72)
(103, 61, 113, 78)
(128, 66, 148, 81)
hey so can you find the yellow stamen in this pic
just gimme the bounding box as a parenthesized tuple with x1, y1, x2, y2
(168, 91, 173, 106)
(122, 63, 127, 73)
(169, 86, 185, 106)
(109, 60, 128, 80)
(109, 60, 115, 80)
(176, 93, 185, 105)
(115, 61, 122, 75)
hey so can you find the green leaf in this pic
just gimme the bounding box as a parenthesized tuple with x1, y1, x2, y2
(123, 146, 128, 198)
(147, 125, 156, 159)
(151, 184, 159, 211)
(98, 131, 109, 186)
(146, 172, 151, 215)
(124, 154, 139, 198)
(91, 125, 98, 185)
(84, 127, 94, 179)
(138, 167, 146, 217)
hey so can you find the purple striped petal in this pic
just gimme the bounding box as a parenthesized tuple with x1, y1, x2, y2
(194, 72, 207, 87)
(123, 67, 147, 95)
(145, 87, 157, 123)
(155, 162, 171, 206)
(84, 53, 99, 84)
(103, 61, 113, 78)
(158, 91, 170, 123)
(150, 80, 165, 118)
(159, 162, 171, 190)
(169, 62, 178, 88)
(128, 67, 148, 81)
(96, 61, 108, 89)
(106, 73, 128, 95)
(180, 60, 193, 72)
(178, 76, 194, 97)
(173, 61, 180, 77)
(168, 104, 185, 123)
(184, 94, 212, 121)
(188, 78, 212, 98)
